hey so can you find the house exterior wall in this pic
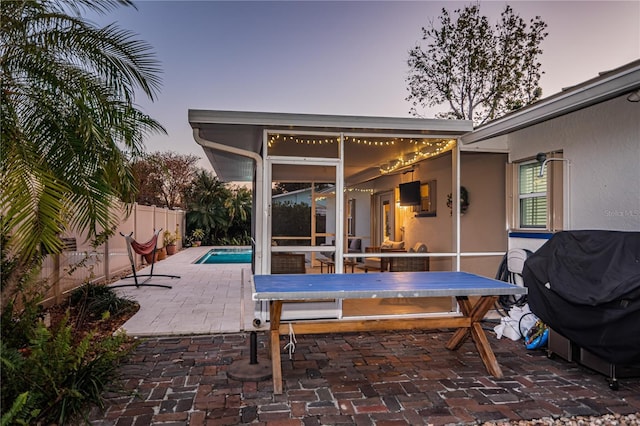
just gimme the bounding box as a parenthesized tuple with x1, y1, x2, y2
(397, 153, 453, 269)
(506, 95, 640, 250)
(459, 152, 509, 277)
(396, 151, 508, 277)
(272, 190, 312, 205)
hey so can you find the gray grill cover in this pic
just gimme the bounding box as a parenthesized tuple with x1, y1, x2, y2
(523, 230, 640, 364)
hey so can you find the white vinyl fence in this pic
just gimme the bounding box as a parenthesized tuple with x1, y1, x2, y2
(38, 203, 185, 304)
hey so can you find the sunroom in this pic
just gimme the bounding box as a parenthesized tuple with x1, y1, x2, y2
(189, 110, 507, 320)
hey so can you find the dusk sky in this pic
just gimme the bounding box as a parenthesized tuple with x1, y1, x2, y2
(92, 1, 640, 171)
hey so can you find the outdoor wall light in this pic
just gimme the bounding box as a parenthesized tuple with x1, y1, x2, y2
(537, 152, 570, 177)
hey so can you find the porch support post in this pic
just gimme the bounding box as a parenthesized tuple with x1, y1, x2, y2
(335, 133, 345, 273)
(452, 140, 461, 271)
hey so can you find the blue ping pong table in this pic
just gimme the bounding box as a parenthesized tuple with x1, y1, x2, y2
(253, 271, 528, 394)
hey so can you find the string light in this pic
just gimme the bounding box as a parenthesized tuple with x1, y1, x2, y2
(267, 133, 455, 174)
(267, 134, 440, 148)
(314, 187, 376, 200)
(267, 134, 402, 148)
(378, 139, 456, 174)
(348, 188, 374, 194)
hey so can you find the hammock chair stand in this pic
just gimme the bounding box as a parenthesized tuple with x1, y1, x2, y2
(111, 230, 179, 289)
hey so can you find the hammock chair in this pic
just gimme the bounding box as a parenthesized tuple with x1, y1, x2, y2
(111, 229, 180, 289)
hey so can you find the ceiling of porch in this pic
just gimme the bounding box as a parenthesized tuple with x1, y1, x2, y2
(189, 110, 473, 185)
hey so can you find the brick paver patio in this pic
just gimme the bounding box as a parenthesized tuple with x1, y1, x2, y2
(89, 329, 639, 425)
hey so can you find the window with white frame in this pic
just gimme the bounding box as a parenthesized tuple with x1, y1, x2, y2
(518, 161, 547, 228)
(507, 152, 564, 232)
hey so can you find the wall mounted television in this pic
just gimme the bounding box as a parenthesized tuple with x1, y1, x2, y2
(398, 181, 421, 206)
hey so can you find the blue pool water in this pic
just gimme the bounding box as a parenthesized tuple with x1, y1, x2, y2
(195, 248, 252, 264)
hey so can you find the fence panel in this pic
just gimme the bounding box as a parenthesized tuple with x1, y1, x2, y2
(166, 210, 183, 250)
(135, 204, 156, 245)
(110, 203, 136, 278)
(37, 204, 184, 305)
(154, 208, 167, 248)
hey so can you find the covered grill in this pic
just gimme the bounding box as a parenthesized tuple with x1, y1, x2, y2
(523, 230, 640, 364)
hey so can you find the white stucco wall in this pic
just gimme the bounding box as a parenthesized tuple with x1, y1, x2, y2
(508, 95, 640, 232)
(272, 189, 312, 205)
(394, 152, 508, 276)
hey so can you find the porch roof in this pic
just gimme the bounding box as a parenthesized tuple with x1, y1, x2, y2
(189, 110, 473, 183)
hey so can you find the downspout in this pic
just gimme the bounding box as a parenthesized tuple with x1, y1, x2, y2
(192, 129, 265, 274)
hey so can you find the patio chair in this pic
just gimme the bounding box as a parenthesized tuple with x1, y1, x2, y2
(319, 238, 361, 258)
(495, 248, 531, 313)
(271, 253, 306, 274)
(389, 242, 429, 272)
(348, 238, 362, 262)
(360, 244, 406, 272)
(389, 256, 430, 272)
(111, 229, 180, 289)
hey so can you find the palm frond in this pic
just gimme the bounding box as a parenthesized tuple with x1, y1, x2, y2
(1, 0, 164, 262)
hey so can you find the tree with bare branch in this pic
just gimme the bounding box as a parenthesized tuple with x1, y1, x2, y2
(407, 4, 548, 125)
(131, 151, 199, 209)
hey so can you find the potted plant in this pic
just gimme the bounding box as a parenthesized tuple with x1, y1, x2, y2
(157, 246, 167, 260)
(191, 229, 204, 247)
(163, 230, 178, 255)
(144, 250, 157, 264)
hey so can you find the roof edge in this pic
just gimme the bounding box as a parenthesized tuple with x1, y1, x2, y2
(461, 59, 640, 145)
(189, 109, 473, 133)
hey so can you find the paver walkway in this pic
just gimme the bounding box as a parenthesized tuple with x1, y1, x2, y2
(110, 247, 261, 336)
(91, 248, 639, 425)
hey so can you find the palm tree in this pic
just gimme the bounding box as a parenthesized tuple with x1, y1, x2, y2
(184, 170, 233, 244)
(225, 186, 252, 224)
(1, 0, 165, 301)
(225, 186, 252, 244)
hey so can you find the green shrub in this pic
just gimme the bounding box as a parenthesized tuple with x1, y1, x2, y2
(70, 282, 137, 320)
(0, 297, 44, 351)
(1, 290, 138, 425)
(0, 391, 33, 426)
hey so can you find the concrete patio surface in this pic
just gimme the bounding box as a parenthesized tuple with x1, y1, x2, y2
(93, 248, 640, 425)
(110, 246, 263, 336)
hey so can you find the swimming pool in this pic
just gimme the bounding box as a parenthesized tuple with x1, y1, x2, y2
(195, 248, 252, 264)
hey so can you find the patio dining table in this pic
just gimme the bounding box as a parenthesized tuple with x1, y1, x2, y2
(252, 271, 528, 394)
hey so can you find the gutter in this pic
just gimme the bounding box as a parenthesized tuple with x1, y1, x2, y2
(192, 128, 264, 272)
(192, 128, 262, 172)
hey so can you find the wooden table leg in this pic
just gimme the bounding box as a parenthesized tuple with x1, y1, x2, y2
(470, 320, 503, 378)
(446, 297, 472, 350)
(269, 301, 283, 394)
(446, 296, 503, 378)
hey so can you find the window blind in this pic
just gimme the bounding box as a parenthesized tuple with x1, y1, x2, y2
(519, 163, 547, 228)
